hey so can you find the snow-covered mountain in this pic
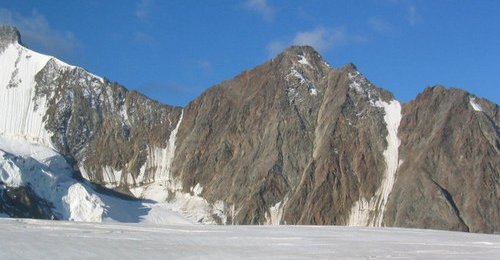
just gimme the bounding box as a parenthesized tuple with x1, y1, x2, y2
(1, 25, 498, 233)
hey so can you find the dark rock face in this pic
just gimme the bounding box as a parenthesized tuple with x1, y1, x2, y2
(171, 48, 498, 232)
(384, 86, 499, 233)
(0, 25, 22, 51)
(0, 185, 55, 219)
(33, 60, 182, 193)
(173, 46, 396, 225)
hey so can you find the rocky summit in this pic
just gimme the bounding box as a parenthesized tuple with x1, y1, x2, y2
(1, 25, 498, 233)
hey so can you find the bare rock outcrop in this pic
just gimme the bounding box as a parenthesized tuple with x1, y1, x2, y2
(384, 86, 499, 233)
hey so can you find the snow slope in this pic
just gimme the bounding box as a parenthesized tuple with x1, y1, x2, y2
(470, 97, 483, 112)
(0, 43, 54, 146)
(0, 135, 192, 225)
(0, 135, 101, 220)
(0, 218, 498, 259)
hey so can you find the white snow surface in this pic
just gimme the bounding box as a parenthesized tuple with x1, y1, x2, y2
(470, 97, 483, 112)
(62, 183, 104, 222)
(0, 43, 53, 146)
(309, 86, 318, 95)
(0, 135, 193, 225)
(285, 67, 319, 100)
(0, 218, 499, 259)
(288, 68, 306, 84)
(348, 99, 402, 227)
(265, 200, 285, 225)
(0, 135, 104, 221)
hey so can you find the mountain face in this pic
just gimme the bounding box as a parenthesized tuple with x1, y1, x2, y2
(1, 25, 498, 233)
(0, 25, 189, 223)
(173, 47, 399, 225)
(384, 87, 499, 232)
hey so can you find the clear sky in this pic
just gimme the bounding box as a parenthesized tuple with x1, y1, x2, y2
(1, 1, 499, 106)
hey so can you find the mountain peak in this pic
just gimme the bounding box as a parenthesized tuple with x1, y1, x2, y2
(272, 45, 332, 75)
(0, 25, 22, 48)
(281, 45, 323, 64)
(342, 62, 358, 71)
(283, 45, 318, 56)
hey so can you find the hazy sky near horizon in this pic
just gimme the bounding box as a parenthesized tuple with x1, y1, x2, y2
(1, 1, 499, 106)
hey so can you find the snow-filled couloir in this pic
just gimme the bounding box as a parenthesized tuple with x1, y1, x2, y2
(347, 99, 402, 227)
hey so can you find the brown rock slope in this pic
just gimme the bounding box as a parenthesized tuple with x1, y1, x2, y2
(384, 86, 499, 233)
(172, 46, 398, 225)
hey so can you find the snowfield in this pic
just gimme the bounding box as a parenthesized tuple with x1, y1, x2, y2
(0, 218, 498, 259)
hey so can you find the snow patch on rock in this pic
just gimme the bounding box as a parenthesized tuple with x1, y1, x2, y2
(469, 97, 483, 112)
(191, 183, 203, 196)
(285, 67, 319, 101)
(162, 111, 183, 180)
(297, 55, 312, 67)
(127, 111, 185, 195)
(0, 150, 22, 187)
(288, 69, 306, 84)
(309, 85, 318, 95)
(265, 200, 285, 225)
(348, 71, 379, 103)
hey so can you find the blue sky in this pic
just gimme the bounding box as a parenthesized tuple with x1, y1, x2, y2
(1, 1, 499, 106)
